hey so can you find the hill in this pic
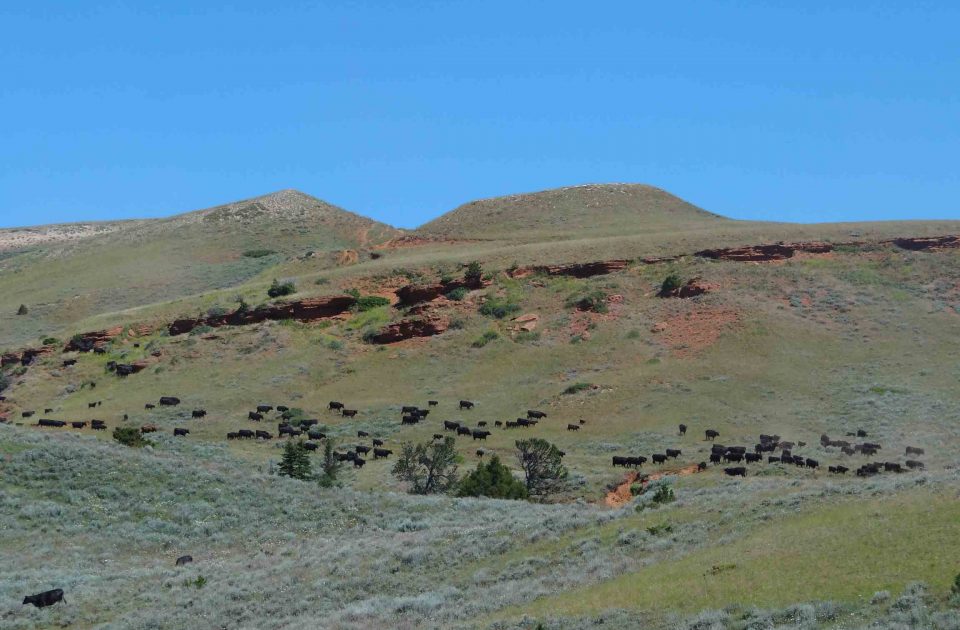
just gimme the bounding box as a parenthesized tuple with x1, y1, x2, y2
(417, 183, 734, 240)
(3, 184, 960, 628)
(0, 190, 401, 347)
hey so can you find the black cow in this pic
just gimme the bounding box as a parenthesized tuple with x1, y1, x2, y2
(372, 438, 384, 446)
(300, 419, 319, 427)
(192, 409, 206, 418)
(457, 426, 471, 436)
(710, 453, 722, 464)
(905, 446, 924, 456)
(304, 442, 319, 451)
(768, 456, 780, 464)
(459, 400, 475, 410)
(401, 406, 419, 414)
(432, 434, 443, 441)
(354, 457, 366, 468)
(414, 409, 430, 418)
(665, 449, 681, 459)
(705, 429, 719, 441)
(22, 588, 64, 608)
(227, 431, 239, 439)
(329, 401, 344, 411)
(477, 421, 487, 427)
(145, 403, 155, 410)
(237, 429, 254, 439)
(278, 425, 294, 436)
(39, 419, 66, 428)
(857, 429, 868, 437)
(256, 430, 273, 440)
(256, 405, 273, 413)
(63, 359, 77, 367)
(884, 462, 903, 473)
(175, 555, 193, 566)
(159, 397, 180, 406)
(402, 415, 419, 425)
(428, 400, 439, 407)
(495, 420, 503, 427)
(374, 448, 393, 459)
(612, 456, 629, 467)
(355, 445, 371, 455)
(476, 449, 485, 458)
(567, 423, 580, 431)
(174, 428, 189, 436)
(724, 467, 746, 477)
(841, 446, 855, 456)
(91, 420, 106, 431)
(88, 402, 98, 409)
(277, 406, 289, 413)
(527, 410, 547, 419)
(341, 409, 358, 418)
(71, 421, 87, 429)
(515, 418, 531, 428)
(472, 429, 490, 440)
(44, 408, 53, 413)
(115, 364, 135, 377)
(744, 453, 761, 463)
(443, 420, 460, 431)
(652, 454, 667, 464)
(905, 460, 924, 470)
(505, 421, 517, 429)
(697, 461, 707, 471)
(358, 430, 369, 437)
(724, 452, 744, 463)
(805, 458, 819, 469)
(22, 411, 35, 418)
(248, 412, 263, 421)
(679, 423, 687, 436)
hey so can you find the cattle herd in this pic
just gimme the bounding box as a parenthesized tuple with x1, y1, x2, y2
(610, 426, 927, 479)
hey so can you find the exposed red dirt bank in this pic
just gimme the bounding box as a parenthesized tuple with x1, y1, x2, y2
(889, 235, 960, 251)
(508, 259, 632, 279)
(658, 277, 716, 298)
(604, 463, 702, 507)
(696, 241, 834, 262)
(369, 316, 449, 344)
(395, 278, 487, 307)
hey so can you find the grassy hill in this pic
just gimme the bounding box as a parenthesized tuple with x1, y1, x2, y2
(3, 184, 960, 628)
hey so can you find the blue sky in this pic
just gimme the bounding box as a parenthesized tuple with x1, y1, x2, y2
(1, 1, 958, 229)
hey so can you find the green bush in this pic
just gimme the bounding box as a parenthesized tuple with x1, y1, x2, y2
(646, 523, 673, 535)
(446, 287, 469, 301)
(268, 279, 297, 298)
(626, 330, 641, 339)
(465, 261, 483, 283)
(472, 330, 499, 348)
(243, 249, 277, 258)
(566, 289, 608, 313)
(112, 427, 151, 448)
(449, 318, 466, 330)
(356, 295, 391, 312)
(207, 306, 229, 318)
(660, 272, 683, 295)
(953, 573, 960, 595)
(457, 456, 528, 500)
(314, 277, 329, 285)
(0, 372, 10, 393)
(479, 294, 521, 319)
(41, 337, 60, 346)
(513, 330, 541, 343)
(278, 440, 312, 480)
(562, 382, 592, 395)
(16, 304, 28, 316)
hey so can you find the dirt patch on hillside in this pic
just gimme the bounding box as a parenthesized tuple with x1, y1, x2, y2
(604, 463, 702, 507)
(650, 305, 741, 357)
(567, 294, 625, 341)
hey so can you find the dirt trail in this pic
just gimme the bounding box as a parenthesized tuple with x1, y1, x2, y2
(604, 463, 702, 508)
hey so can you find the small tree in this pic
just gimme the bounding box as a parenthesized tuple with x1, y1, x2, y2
(16, 304, 28, 316)
(465, 261, 483, 284)
(278, 440, 312, 480)
(268, 278, 297, 298)
(392, 437, 459, 495)
(659, 272, 683, 296)
(317, 439, 342, 487)
(457, 455, 528, 500)
(113, 426, 150, 448)
(515, 438, 568, 498)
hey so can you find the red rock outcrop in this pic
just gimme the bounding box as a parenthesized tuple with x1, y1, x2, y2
(2, 345, 56, 367)
(369, 316, 449, 344)
(659, 278, 715, 298)
(168, 295, 357, 336)
(509, 259, 631, 279)
(395, 278, 486, 307)
(64, 326, 125, 352)
(889, 235, 960, 251)
(696, 241, 834, 262)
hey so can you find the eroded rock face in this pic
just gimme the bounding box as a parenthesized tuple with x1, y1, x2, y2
(696, 241, 834, 262)
(395, 278, 485, 307)
(65, 326, 125, 352)
(2, 345, 56, 367)
(168, 296, 357, 336)
(659, 278, 715, 298)
(369, 317, 449, 344)
(509, 259, 631, 279)
(890, 236, 960, 251)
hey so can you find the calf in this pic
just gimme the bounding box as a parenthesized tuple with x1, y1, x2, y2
(88, 402, 98, 409)
(22, 588, 65, 608)
(697, 461, 707, 471)
(354, 457, 366, 468)
(145, 403, 155, 410)
(459, 400, 475, 410)
(174, 428, 189, 436)
(372, 438, 384, 447)
(428, 400, 439, 407)
(679, 423, 687, 436)
(495, 420, 503, 427)
(175, 555, 193, 566)
(374, 448, 393, 459)
(256, 405, 273, 413)
(276, 406, 289, 413)
(357, 430, 369, 437)
(248, 412, 263, 421)
(457, 426, 472, 436)
(724, 467, 746, 477)
(342, 409, 358, 418)
(328, 401, 344, 411)
(477, 421, 487, 427)
(705, 429, 719, 441)
(567, 423, 581, 431)
(443, 420, 460, 431)
(476, 449, 485, 458)
(256, 430, 273, 440)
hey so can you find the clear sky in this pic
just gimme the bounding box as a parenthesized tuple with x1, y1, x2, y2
(1, 1, 958, 229)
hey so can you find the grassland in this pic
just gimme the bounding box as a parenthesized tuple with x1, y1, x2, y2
(2, 184, 960, 628)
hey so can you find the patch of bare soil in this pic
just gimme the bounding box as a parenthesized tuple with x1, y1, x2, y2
(604, 463, 702, 507)
(650, 305, 741, 357)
